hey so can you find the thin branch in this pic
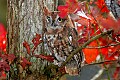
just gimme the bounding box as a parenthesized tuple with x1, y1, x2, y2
(61, 29, 113, 66)
(86, 42, 120, 49)
(84, 60, 117, 66)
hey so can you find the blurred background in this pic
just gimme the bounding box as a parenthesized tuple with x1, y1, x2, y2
(0, 0, 7, 27)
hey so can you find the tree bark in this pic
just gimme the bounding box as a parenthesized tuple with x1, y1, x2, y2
(7, 0, 56, 79)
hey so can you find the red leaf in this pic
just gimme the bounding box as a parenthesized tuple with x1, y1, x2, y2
(1, 54, 15, 63)
(3, 63, 10, 71)
(0, 61, 10, 71)
(118, 0, 120, 5)
(20, 58, 31, 69)
(0, 71, 6, 78)
(98, 15, 120, 32)
(58, 0, 78, 18)
(78, 37, 87, 44)
(75, 13, 96, 29)
(113, 34, 120, 42)
(100, 48, 108, 57)
(83, 41, 99, 64)
(22, 58, 31, 65)
(34, 54, 54, 62)
(20, 62, 26, 69)
(113, 67, 120, 79)
(105, 50, 119, 61)
(58, 5, 69, 18)
(76, 16, 91, 27)
(7, 54, 15, 62)
(66, 0, 78, 13)
(23, 41, 30, 54)
(96, 0, 110, 13)
(32, 33, 42, 47)
(0, 23, 7, 53)
(32, 33, 42, 53)
(1, 54, 8, 61)
(58, 67, 66, 74)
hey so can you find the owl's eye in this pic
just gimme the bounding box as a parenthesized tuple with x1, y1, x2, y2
(57, 17, 62, 22)
(47, 16, 51, 22)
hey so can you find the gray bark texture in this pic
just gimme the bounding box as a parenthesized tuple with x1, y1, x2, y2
(7, 0, 56, 79)
(105, 0, 120, 19)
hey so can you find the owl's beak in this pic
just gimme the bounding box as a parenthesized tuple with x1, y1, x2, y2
(51, 22, 58, 28)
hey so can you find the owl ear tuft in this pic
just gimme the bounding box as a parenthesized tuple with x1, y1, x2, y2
(65, 15, 75, 28)
(43, 6, 51, 16)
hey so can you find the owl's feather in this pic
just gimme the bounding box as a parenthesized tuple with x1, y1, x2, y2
(44, 11, 83, 76)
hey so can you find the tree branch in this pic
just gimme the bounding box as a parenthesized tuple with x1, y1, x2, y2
(86, 42, 120, 49)
(84, 60, 117, 66)
(61, 29, 113, 66)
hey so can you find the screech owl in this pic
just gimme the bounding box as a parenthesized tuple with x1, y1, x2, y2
(44, 10, 83, 76)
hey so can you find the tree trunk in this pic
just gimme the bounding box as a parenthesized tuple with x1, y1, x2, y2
(7, 0, 57, 79)
(105, 0, 120, 19)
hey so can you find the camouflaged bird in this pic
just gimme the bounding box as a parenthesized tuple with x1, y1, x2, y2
(44, 8, 83, 76)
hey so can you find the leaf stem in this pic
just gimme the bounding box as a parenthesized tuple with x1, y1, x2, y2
(104, 64, 111, 80)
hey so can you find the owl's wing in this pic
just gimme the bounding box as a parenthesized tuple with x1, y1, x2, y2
(62, 27, 83, 76)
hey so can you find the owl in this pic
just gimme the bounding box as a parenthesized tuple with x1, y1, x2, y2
(44, 9, 83, 76)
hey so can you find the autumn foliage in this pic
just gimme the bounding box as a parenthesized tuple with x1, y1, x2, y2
(0, 0, 120, 79)
(0, 23, 6, 52)
(0, 23, 14, 78)
(58, 0, 120, 79)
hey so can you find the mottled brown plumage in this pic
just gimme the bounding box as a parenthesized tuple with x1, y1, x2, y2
(44, 11, 82, 76)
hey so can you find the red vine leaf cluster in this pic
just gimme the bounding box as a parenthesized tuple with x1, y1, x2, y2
(23, 33, 54, 69)
(58, 0, 120, 63)
(20, 58, 31, 69)
(22, 33, 43, 69)
(0, 23, 16, 78)
(23, 33, 42, 55)
(58, 0, 120, 78)
(0, 53, 15, 75)
(0, 23, 11, 78)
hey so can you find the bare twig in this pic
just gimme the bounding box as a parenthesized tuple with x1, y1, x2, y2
(86, 42, 120, 49)
(84, 60, 117, 66)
